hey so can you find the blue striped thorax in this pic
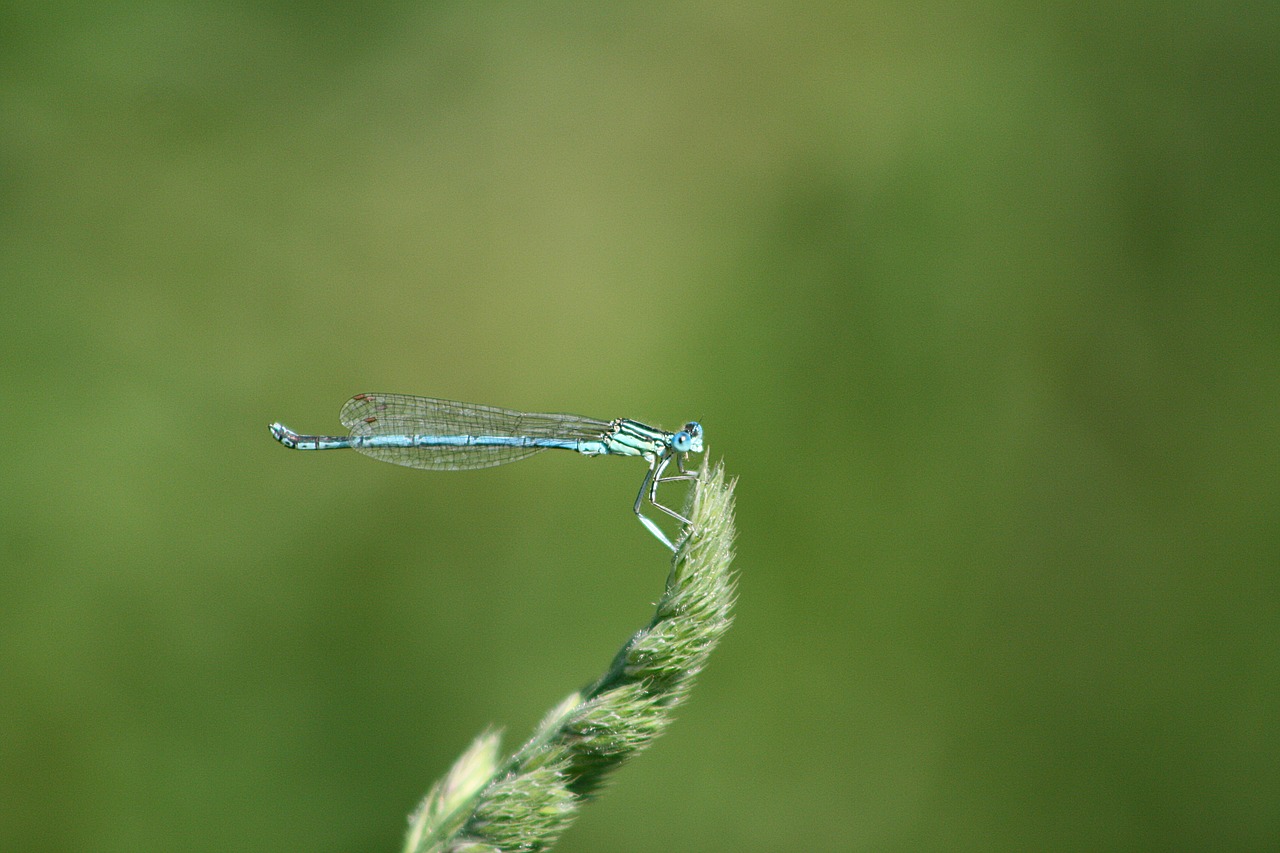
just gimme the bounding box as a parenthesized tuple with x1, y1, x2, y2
(601, 419, 671, 459)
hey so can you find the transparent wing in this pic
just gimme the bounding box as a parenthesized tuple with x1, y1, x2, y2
(338, 393, 614, 471)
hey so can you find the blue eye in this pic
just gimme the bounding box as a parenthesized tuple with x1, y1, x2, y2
(673, 431, 692, 452)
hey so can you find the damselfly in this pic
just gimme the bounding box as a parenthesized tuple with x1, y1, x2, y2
(269, 393, 703, 550)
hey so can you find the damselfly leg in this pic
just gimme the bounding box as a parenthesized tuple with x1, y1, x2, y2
(634, 450, 701, 551)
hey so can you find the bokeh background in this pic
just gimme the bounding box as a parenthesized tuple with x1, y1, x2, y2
(3, 3, 1277, 851)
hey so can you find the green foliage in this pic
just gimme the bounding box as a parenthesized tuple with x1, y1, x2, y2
(404, 460, 736, 853)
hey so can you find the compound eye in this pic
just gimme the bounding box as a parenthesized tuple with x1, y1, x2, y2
(673, 430, 693, 452)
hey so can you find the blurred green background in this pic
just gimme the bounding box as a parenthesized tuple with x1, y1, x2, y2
(2, 2, 1277, 850)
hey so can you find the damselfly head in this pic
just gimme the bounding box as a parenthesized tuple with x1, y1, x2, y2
(673, 422, 704, 454)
